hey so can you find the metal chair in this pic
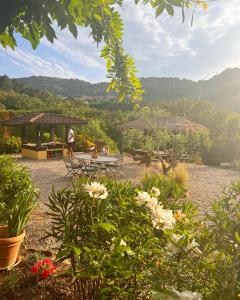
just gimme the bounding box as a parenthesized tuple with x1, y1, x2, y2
(64, 157, 81, 177)
(77, 158, 97, 177)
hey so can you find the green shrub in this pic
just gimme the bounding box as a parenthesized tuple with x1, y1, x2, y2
(46, 173, 195, 298)
(0, 136, 21, 154)
(81, 120, 118, 153)
(46, 172, 240, 299)
(74, 133, 95, 152)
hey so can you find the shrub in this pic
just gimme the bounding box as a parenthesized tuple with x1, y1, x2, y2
(81, 120, 118, 153)
(46, 173, 240, 299)
(46, 179, 158, 298)
(0, 136, 22, 154)
(46, 173, 195, 298)
(168, 163, 189, 189)
(74, 133, 95, 152)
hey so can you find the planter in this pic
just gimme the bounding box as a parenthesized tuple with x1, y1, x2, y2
(91, 151, 99, 159)
(0, 225, 25, 269)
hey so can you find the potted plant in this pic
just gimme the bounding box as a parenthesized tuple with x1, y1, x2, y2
(0, 156, 37, 269)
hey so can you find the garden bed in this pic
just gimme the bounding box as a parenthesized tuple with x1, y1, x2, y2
(0, 249, 74, 300)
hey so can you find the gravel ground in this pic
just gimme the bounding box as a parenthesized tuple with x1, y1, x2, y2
(16, 155, 240, 251)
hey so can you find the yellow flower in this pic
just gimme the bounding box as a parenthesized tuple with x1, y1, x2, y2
(174, 210, 186, 221)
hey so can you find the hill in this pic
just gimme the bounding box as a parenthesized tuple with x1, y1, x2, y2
(15, 68, 240, 110)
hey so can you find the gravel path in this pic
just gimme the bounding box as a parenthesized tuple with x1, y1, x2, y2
(16, 156, 240, 251)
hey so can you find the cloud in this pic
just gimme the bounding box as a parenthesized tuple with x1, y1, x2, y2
(0, 47, 86, 79)
(41, 27, 104, 69)
(1, 0, 240, 81)
(119, 0, 240, 80)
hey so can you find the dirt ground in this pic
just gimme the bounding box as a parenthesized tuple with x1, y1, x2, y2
(15, 155, 240, 251)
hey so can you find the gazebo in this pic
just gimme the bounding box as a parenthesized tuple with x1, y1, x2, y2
(117, 116, 207, 134)
(1, 113, 87, 160)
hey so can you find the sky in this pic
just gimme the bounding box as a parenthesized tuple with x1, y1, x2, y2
(0, 0, 240, 83)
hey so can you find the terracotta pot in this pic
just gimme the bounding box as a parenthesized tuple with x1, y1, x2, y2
(91, 151, 99, 159)
(0, 225, 25, 269)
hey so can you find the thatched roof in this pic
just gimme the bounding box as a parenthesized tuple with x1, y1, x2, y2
(117, 116, 207, 133)
(0, 113, 87, 127)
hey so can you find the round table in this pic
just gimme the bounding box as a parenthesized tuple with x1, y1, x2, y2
(75, 153, 118, 163)
(75, 153, 120, 176)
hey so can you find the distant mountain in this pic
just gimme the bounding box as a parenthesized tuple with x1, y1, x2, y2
(16, 76, 109, 98)
(16, 68, 240, 110)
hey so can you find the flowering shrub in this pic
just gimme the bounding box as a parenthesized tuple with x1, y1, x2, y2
(46, 173, 192, 298)
(74, 133, 95, 152)
(31, 258, 56, 279)
(46, 175, 240, 299)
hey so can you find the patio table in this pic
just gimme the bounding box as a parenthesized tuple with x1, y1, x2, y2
(75, 153, 119, 176)
(75, 153, 118, 163)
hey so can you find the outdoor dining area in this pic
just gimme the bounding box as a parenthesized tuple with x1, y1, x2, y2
(64, 153, 123, 178)
(0, 112, 88, 160)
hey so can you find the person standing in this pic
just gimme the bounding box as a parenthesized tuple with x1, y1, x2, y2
(67, 127, 74, 157)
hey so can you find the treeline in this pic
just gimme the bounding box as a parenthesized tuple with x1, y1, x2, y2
(1, 74, 240, 165)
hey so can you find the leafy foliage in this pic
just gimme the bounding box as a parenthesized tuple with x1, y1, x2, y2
(0, 136, 22, 154)
(46, 174, 189, 298)
(0, 156, 37, 237)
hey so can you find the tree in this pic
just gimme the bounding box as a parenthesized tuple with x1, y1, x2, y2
(0, 0, 209, 102)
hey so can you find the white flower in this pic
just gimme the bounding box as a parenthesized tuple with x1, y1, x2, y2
(120, 239, 127, 247)
(136, 191, 158, 208)
(136, 191, 152, 205)
(150, 205, 176, 230)
(151, 187, 161, 197)
(84, 182, 108, 199)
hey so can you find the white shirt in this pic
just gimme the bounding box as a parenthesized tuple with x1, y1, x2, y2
(68, 129, 74, 143)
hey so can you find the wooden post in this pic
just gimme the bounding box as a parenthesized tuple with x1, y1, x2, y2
(36, 126, 41, 150)
(21, 126, 27, 145)
(50, 127, 55, 142)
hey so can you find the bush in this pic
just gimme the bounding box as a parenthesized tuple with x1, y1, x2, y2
(46, 173, 193, 298)
(0, 136, 21, 154)
(74, 133, 95, 152)
(46, 172, 240, 299)
(81, 120, 118, 153)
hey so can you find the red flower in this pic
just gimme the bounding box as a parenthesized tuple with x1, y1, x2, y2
(41, 269, 51, 279)
(31, 264, 39, 274)
(42, 258, 52, 265)
(31, 258, 56, 279)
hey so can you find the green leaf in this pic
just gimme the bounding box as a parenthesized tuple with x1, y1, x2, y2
(56, 249, 70, 260)
(68, 23, 78, 38)
(64, 243, 81, 256)
(167, 0, 182, 7)
(165, 4, 174, 16)
(235, 231, 240, 243)
(99, 222, 117, 232)
(156, 3, 165, 17)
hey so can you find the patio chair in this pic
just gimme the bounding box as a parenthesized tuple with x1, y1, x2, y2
(64, 157, 81, 177)
(77, 158, 97, 177)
